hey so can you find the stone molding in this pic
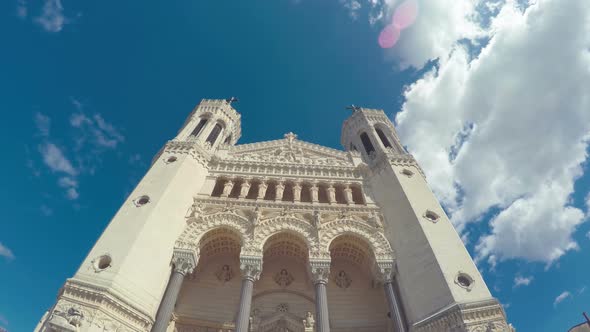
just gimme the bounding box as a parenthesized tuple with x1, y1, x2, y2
(375, 260, 396, 284)
(39, 278, 154, 332)
(239, 256, 263, 281)
(411, 299, 512, 332)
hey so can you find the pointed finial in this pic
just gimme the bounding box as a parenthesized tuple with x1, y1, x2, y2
(225, 97, 239, 104)
(345, 105, 361, 112)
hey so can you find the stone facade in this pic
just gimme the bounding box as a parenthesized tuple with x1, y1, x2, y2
(36, 99, 512, 332)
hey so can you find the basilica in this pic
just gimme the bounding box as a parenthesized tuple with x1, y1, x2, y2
(36, 99, 512, 332)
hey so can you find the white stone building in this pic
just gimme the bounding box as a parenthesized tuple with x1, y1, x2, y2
(36, 99, 512, 332)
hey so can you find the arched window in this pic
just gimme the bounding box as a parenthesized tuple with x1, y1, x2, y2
(360, 132, 375, 155)
(350, 143, 358, 152)
(190, 118, 208, 137)
(206, 123, 223, 145)
(375, 127, 392, 148)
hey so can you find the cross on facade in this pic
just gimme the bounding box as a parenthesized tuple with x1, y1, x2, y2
(225, 96, 239, 104)
(346, 104, 361, 112)
(284, 132, 297, 143)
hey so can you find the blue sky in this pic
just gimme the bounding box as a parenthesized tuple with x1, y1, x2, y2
(1, 0, 589, 331)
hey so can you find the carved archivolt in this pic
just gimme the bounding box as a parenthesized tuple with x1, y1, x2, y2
(255, 216, 318, 256)
(320, 219, 394, 261)
(175, 206, 394, 265)
(175, 212, 252, 254)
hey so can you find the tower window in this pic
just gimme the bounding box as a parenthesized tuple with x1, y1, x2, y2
(360, 132, 375, 155)
(350, 143, 357, 151)
(206, 123, 223, 145)
(375, 127, 392, 148)
(190, 118, 208, 137)
(224, 134, 232, 144)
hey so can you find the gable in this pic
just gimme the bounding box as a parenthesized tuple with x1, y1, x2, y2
(226, 133, 352, 167)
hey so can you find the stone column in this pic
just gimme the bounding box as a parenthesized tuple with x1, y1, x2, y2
(235, 256, 263, 332)
(378, 262, 406, 332)
(275, 180, 285, 202)
(257, 179, 268, 200)
(221, 180, 235, 198)
(152, 250, 197, 332)
(239, 178, 251, 199)
(310, 183, 319, 204)
(343, 184, 354, 205)
(310, 259, 331, 332)
(293, 181, 302, 203)
(327, 184, 336, 205)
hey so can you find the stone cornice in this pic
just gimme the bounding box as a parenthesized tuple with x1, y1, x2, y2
(193, 196, 381, 213)
(412, 298, 510, 332)
(60, 278, 154, 331)
(229, 137, 348, 160)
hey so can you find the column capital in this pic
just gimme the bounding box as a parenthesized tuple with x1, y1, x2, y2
(376, 260, 397, 284)
(172, 249, 198, 276)
(240, 256, 263, 281)
(310, 259, 331, 284)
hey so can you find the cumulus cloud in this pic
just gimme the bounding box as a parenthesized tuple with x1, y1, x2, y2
(35, 0, 66, 32)
(40, 204, 53, 216)
(341, 0, 363, 20)
(513, 276, 533, 288)
(0, 242, 15, 261)
(553, 291, 571, 307)
(393, 0, 590, 265)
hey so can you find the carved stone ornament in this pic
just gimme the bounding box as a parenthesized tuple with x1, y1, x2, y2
(302, 311, 315, 328)
(240, 256, 263, 281)
(310, 259, 331, 284)
(276, 303, 289, 313)
(215, 264, 234, 283)
(376, 260, 395, 284)
(333, 270, 352, 289)
(172, 249, 198, 275)
(273, 268, 294, 287)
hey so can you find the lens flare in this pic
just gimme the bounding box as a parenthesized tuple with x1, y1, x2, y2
(392, 0, 418, 30)
(378, 24, 400, 49)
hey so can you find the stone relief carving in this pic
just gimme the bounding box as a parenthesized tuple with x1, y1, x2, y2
(333, 270, 352, 289)
(215, 264, 234, 283)
(273, 269, 294, 287)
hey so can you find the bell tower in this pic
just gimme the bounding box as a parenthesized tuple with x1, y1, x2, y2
(36, 99, 241, 332)
(341, 107, 509, 331)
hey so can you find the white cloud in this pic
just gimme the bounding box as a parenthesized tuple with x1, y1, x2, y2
(394, 0, 590, 265)
(553, 291, 571, 307)
(58, 176, 79, 200)
(66, 187, 79, 200)
(513, 276, 533, 288)
(35, 0, 66, 32)
(0, 242, 15, 261)
(70, 112, 125, 149)
(341, 0, 362, 20)
(34, 112, 51, 137)
(39, 142, 76, 176)
(17, 0, 27, 18)
(586, 192, 590, 216)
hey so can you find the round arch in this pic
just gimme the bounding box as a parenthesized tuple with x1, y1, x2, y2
(175, 212, 251, 254)
(320, 219, 394, 261)
(254, 216, 318, 256)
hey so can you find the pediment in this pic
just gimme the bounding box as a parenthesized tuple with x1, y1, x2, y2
(226, 133, 351, 166)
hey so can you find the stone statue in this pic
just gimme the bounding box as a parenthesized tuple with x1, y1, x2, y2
(310, 184, 319, 202)
(258, 181, 268, 199)
(312, 210, 322, 229)
(275, 181, 285, 200)
(303, 311, 315, 328)
(251, 206, 262, 225)
(222, 181, 234, 197)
